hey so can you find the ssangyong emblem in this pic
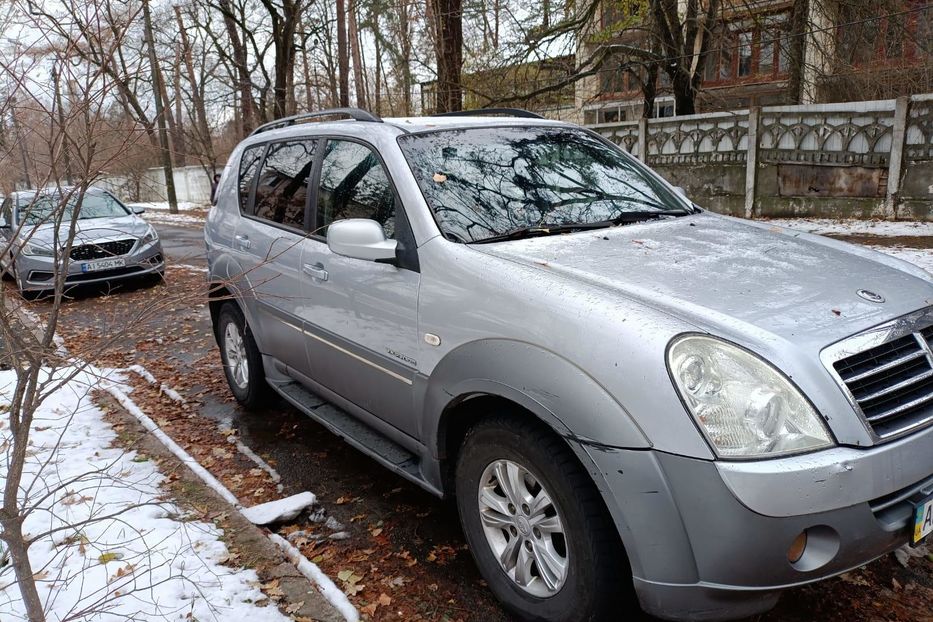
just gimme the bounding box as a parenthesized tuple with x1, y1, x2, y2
(857, 289, 885, 303)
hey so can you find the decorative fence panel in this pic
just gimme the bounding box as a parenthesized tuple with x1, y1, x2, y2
(590, 94, 933, 220)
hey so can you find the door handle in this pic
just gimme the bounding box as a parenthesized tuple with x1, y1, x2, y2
(234, 234, 251, 250)
(303, 263, 329, 281)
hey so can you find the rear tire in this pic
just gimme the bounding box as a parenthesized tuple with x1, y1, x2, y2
(217, 302, 269, 409)
(455, 415, 630, 622)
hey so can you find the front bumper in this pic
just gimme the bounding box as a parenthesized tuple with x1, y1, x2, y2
(580, 423, 933, 621)
(17, 242, 164, 292)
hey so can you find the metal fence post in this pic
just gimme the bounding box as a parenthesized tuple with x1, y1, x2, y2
(885, 96, 910, 220)
(744, 107, 760, 219)
(637, 117, 648, 161)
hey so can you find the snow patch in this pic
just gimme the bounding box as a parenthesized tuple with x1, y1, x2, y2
(0, 367, 287, 621)
(241, 492, 317, 525)
(766, 218, 933, 237)
(103, 379, 241, 507)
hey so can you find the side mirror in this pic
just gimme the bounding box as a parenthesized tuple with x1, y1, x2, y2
(130, 204, 146, 214)
(326, 219, 397, 263)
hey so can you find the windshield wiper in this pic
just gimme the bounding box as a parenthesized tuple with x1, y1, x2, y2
(469, 210, 688, 244)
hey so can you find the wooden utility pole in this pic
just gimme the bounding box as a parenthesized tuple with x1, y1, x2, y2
(142, 0, 178, 214)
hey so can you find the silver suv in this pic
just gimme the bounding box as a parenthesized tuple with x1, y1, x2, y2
(205, 108, 933, 622)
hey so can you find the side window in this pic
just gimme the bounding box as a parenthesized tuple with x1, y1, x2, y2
(317, 140, 395, 238)
(0, 198, 11, 226)
(238, 145, 265, 214)
(253, 140, 317, 229)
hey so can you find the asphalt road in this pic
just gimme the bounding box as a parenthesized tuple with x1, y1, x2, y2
(154, 222, 208, 267)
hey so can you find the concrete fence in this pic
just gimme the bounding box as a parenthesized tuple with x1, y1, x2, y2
(588, 94, 933, 220)
(99, 165, 215, 205)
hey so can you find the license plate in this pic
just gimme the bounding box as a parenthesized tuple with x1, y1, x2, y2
(913, 494, 933, 544)
(81, 258, 125, 273)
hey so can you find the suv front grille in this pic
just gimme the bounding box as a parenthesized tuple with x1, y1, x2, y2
(832, 324, 933, 439)
(70, 239, 136, 261)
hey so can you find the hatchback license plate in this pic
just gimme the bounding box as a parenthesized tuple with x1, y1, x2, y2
(914, 495, 933, 544)
(81, 258, 125, 273)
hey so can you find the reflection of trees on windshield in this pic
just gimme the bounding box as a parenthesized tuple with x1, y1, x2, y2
(400, 127, 676, 242)
(21, 192, 129, 225)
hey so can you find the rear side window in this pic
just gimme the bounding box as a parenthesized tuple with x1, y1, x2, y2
(317, 140, 395, 238)
(253, 140, 317, 229)
(238, 145, 264, 214)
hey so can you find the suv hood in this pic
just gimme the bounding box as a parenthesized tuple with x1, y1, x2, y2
(475, 213, 933, 348)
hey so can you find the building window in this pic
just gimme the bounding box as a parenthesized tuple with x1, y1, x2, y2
(836, 1, 933, 66)
(704, 12, 791, 86)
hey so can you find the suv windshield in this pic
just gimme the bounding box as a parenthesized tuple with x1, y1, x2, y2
(399, 126, 689, 243)
(19, 191, 130, 225)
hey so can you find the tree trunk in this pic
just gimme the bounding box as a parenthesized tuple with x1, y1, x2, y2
(218, 0, 254, 135)
(143, 0, 178, 213)
(348, 0, 366, 108)
(0, 515, 45, 621)
(336, 0, 350, 107)
(52, 63, 74, 185)
(161, 54, 185, 167)
(431, 0, 463, 113)
(174, 6, 216, 171)
(788, 0, 809, 103)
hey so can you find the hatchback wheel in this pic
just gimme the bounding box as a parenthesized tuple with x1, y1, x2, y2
(217, 303, 268, 408)
(455, 415, 629, 622)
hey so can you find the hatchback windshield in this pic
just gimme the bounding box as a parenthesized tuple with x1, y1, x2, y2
(19, 191, 130, 225)
(399, 126, 688, 243)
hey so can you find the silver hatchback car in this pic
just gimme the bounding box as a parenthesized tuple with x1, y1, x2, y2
(205, 108, 933, 622)
(0, 187, 164, 295)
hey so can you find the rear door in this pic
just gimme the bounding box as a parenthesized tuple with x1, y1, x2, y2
(230, 139, 318, 377)
(300, 138, 422, 436)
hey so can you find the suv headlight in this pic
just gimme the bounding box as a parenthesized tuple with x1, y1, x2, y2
(140, 226, 158, 245)
(668, 335, 833, 459)
(21, 240, 55, 257)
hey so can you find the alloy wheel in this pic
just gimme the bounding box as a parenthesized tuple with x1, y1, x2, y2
(477, 459, 569, 597)
(224, 321, 249, 389)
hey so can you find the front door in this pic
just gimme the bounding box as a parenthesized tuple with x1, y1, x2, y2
(300, 139, 421, 436)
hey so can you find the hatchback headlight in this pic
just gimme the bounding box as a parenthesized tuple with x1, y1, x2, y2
(21, 240, 55, 257)
(668, 335, 833, 459)
(140, 226, 158, 245)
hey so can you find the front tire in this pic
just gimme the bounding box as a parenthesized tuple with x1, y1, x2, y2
(455, 415, 630, 622)
(217, 302, 269, 409)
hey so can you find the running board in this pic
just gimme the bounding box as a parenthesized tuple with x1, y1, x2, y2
(272, 381, 437, 493)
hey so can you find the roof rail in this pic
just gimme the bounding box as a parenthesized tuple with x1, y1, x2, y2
(249, 107, 382, 136)
(432, 107, 545, 119)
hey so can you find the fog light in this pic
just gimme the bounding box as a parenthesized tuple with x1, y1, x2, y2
(787, 531, 807, 563)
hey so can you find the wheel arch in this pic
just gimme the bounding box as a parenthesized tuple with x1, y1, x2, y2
(422, 339, 650, 464)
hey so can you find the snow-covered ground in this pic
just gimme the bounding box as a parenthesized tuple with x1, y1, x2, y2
(767, 218, 933, 237)
(0, 368, 288, 622)
(128, 202, 209, 228)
